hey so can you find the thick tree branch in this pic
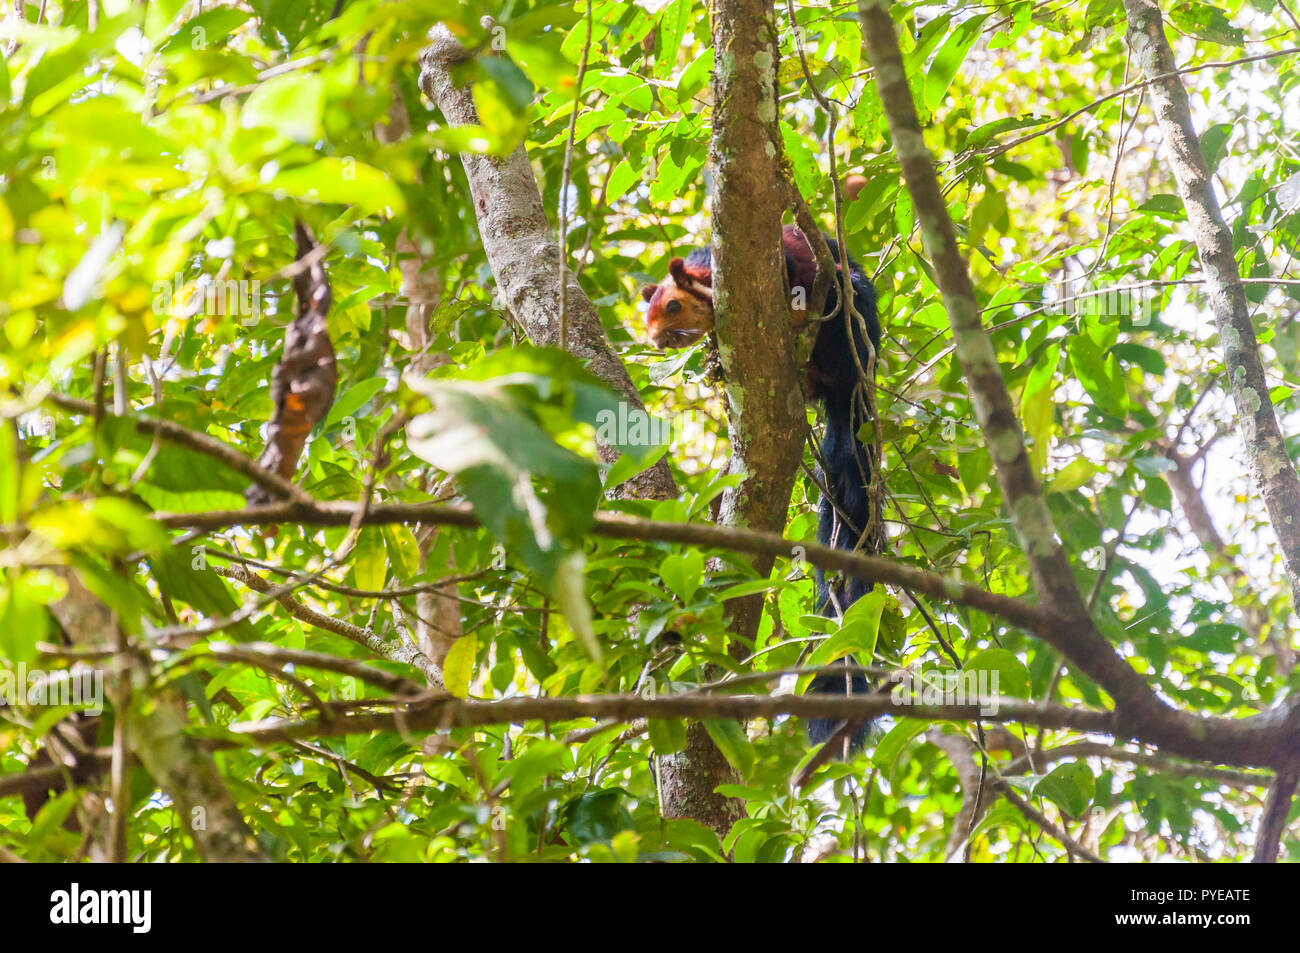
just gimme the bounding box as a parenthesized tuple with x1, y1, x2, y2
(148, 497, 1300, 765)
(0, 693, 1092, 808)
(160, 499, 1052, 634)
(418, 21, 675, 503)
(3, 687, 1290, 818)
(856, 3, 1080, 619)
(856, 1, 1179, 737)
(197, 680, 1300, 769)
(220, 692, 1112, 748)
(709, 0, 807, 572)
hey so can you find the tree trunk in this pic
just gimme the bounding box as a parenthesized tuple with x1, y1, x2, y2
(655, 0, 809, 838)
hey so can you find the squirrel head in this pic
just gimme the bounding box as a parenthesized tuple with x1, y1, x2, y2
(642, 257, 714, 349)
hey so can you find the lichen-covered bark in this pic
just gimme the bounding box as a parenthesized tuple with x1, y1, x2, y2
(419, 24, 675, 502)
(32, 570, 267, 861)
(857, 7, 1067, 613)
(708, 1, 807, 640)
(650, 0, 806, 840)
(131, 700, 269, 862)
(656, 721, 746, 839)
(1122, 0, 1300, 613)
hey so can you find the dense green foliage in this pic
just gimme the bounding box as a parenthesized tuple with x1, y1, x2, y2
(2, 0, 1298, 862)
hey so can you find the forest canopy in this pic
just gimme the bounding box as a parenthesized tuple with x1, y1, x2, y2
(2, 0, 1300, 864)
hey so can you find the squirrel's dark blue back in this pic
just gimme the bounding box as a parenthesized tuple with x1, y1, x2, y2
(809, 240, 879, 607)
(803, 237, 880, 750)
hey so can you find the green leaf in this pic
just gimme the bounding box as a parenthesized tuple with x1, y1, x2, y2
(702, 718, 755, 779)
(510, 34, 577, 93)
(805, 588, 885, 676)
(676, 48, 712, 98)
(404, 351, 607, 598)
(248, 0, 334, 50)
(648, 718, 688, 755)
(1111, 342, 1167, 375)
(659, 550, 703, 604)
(1045, 458, 1095, 495)
(1136, 194, 1185, 219)
(970, 185, 1007, 245)
(1021, 381, 1054, 477)
(605, 160, 640, 204)
(1199, 122, 1233, 171)
(961, 114, 1051, 151)
(1169, 1, 1244, 46)
(30, 498, 167, 555)
(158, 7, 251, 54)
(383, 525, 421, 580)
(780, 121, 819, 200)
(497, 740, 566, 795)
(1069, 334, 1128, 418)
(269, 158, 406, 214)
(1034, 762, 1096, 818)
(965, 647, 1031, 698)
(152, 548, 258, 641)
(241, 72, 324, 144)
(442, 634, 477, 699)
(353, 527, 388, 592)
(925, 15, 988, 113)
(871, 718, 929, 788)
(477, 56, 535, 114)
(134, 486, 247, 514)
(603, 445, 669, 493)
(561, 790, 635, 846)
(0, 579, 48, 665)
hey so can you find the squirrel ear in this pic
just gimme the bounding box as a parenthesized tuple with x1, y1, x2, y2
(668, 258, 690, 286)
(684, 264, 713, 289)
(641, 283, 658, 302)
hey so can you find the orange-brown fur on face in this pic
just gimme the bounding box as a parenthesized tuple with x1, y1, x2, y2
(643, 257, 714, 348)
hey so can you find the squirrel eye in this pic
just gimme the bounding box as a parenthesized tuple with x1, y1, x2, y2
(666, 299, 682, 315)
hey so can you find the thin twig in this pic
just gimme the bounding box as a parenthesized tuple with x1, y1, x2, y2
(556, 4, 594, 351)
